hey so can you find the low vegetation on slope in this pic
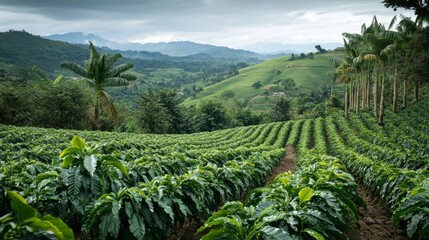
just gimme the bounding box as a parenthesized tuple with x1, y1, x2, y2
(184, 53, 341, 111)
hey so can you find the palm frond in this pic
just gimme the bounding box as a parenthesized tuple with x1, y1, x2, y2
(102, 77, 130, 87)
(105, 53, 122, 69)
(378, 31, 402, 42)
(389, 15, 397, 31)
(381, 44, 397, 58)
(84, 78, 96, 87)
(352, 56, 363, 66)
(60, 61, 90, 78)
(118, 73, 137, 81)
(361, 23, 367, 34)
(107, 63, 134, 78)
(330, 57, 345, 65)
(398, 17, 419, 37)
(32, 66, 50, 81)
(88, 42, 100, 63)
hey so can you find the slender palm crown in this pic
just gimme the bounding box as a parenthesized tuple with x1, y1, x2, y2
(60, 42, 136, 129)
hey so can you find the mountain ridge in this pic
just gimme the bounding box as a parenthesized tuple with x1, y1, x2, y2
(44, 32, 268, 59)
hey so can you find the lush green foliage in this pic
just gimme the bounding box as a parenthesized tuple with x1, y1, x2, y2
(2, 97, 429, 239)
(0, 80, 91, 129)
(199, 118, 364, 240)
(0, 191, 73, 240)
(200, 99, 429, 240)
(325, 102, 429, 239)
(0, 120, 289, 239)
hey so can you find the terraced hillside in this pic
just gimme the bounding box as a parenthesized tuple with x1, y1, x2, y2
(1, 101, 428, 239)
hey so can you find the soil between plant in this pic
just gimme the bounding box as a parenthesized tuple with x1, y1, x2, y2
(348, 185, 407, 240)
(265, 145, 296, 183)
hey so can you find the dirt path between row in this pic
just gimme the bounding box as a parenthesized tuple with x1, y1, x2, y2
(173, 145, 297, 240)
(260, 146, 407, 240)
(265, 145, 296, 183)
(349, 185, 407, 240)
(174, 147, 408, 240)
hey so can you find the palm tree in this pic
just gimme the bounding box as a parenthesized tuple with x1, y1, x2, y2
(378, 15, 404, 113)
(60, 42, 136, 130)
(332, 36, 362, 118)
(331, 43, 357, 118)
(396, 16, 425, 109)
(361, 16, 396, 123)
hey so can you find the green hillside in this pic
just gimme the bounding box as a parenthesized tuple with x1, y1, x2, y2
(183, 53, 340, 111)
(0, 30, 256, 101)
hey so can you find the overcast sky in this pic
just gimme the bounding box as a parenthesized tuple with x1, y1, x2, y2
(0, 0, 415, 49)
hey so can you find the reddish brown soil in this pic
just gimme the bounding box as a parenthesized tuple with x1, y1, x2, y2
(265, 145, 296, 183)
(349, 185, 407, 240)
(173, 145, 297, 240)
(171, 218, 205, 240)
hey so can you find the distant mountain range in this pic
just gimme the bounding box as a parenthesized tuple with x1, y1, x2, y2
(45, 32, 342, 56)
(44, 32, 267, 59)
(0, 30, 256, 73)
(0, 30, 342, 76)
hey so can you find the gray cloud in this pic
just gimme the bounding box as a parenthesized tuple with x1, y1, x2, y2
(0, 0, 416, 48)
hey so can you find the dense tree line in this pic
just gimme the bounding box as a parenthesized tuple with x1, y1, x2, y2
(132, 90, 265, 133)
(0, 79, 91, 129)
(333, 15, 429, 123)
(0, 62, 338, 133)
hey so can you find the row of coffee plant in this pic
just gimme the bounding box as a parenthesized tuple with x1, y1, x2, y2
(0, 121, 292, 239)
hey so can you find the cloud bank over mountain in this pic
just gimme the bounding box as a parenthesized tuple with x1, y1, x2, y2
(0, 0, 414, 49)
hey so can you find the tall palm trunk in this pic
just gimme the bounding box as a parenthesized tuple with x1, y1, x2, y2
(373, 69, 379, 118)
(393, 59, 398, 113)
(378, 71, 385, 124)
(349, 83, 354, 111)
(344, 83, 349, 118)
(355, 84, 360, 114)
(402, 79, 407, 110)
(361, 82, 364, 111)
(367, 77, 371, 110)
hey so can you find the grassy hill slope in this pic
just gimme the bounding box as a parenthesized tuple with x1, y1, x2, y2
(183, 53, 341, 111)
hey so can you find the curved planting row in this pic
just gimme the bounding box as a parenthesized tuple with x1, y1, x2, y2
(0, 120, 291, 239)
(333, 114, 428, 170)
(198, 122, 364, 240)
(84, 149, 284, 239)
(325, 115, 429, 239)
